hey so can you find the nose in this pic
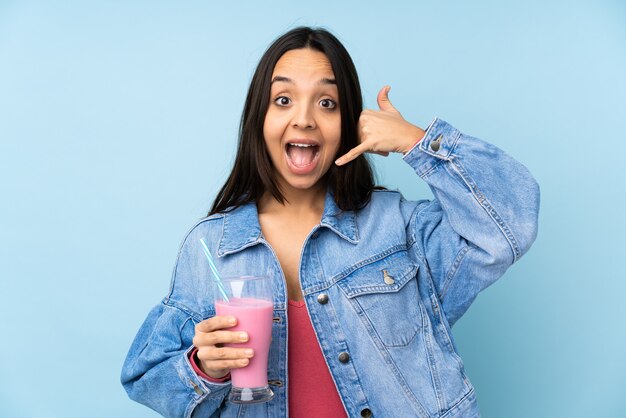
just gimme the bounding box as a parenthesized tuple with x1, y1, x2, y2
(291, 102, 316, 129)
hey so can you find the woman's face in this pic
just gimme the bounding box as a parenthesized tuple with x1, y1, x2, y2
(263, 48, 341, 194)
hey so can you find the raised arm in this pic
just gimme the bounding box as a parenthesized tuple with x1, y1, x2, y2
(336, 86, 539, 326)
(401, 117, 540, 326)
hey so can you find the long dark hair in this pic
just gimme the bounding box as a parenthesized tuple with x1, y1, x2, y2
(209, 26, 375, 215)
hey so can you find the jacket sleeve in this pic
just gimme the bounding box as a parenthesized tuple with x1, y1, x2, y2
(402, 118, 540, 327)
(120, 224, 230, 418)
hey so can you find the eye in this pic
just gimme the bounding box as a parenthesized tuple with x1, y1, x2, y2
(274, 96, 291, 106)
(320, 98, 337, 109)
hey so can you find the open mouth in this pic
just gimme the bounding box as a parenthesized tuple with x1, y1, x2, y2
(285, 142, 321, 169)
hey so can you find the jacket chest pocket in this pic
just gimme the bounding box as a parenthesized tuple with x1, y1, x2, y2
(337, 253, 422, 347)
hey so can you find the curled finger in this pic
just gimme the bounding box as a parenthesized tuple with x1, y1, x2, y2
(197, 346, 254, 362)
(193, 330, 249, 348)
(369, 151, 390, 157)
(200, 358, 251, 371)
(195, 316, 237, 334)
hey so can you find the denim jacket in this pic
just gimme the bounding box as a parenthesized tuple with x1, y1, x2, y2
(121, 118, 540, 418)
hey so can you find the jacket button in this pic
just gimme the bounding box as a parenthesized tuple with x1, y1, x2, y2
(338, 352, 350, 363)
(317, 293, 329, 304)
(430, 134, 442, 152)
(361, 408, 372, 417)
(382, 269, 394, 285)
(190, 380, 204, 396)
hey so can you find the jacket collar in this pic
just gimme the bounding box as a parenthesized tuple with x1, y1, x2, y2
(217, 189, 359, 257)
(319, 190, 359, 244)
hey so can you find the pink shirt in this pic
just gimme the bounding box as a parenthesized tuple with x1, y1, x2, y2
(287, 299, 347, 417)
(190, 300, 347, 416)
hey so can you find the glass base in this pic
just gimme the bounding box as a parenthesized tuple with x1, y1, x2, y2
(229, 385, 275, 404)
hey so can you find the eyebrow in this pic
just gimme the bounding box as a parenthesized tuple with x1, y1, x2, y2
(271, 76, 337, 86)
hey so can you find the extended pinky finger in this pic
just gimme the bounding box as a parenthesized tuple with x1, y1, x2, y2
(335, 143, 369, 166)
(206, 358, 250, 371)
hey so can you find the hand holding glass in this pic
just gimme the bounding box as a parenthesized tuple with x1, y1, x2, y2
(214, 276, 274, 404)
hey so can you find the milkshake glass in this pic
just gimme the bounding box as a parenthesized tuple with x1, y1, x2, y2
(215, 275, 274, 404)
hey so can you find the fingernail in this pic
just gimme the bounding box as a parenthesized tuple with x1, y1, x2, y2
(335, 158, 342, 165)
(244, 349, 254, 356)
(228, 317, 236, 325)
(239, 332, 248, 341)
(240, 359, 249, 365)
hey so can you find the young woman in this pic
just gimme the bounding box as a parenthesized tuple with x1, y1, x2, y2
(122, 27, 540, 418)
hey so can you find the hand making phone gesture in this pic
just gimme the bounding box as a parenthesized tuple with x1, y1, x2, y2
(335, 86, 426, 166)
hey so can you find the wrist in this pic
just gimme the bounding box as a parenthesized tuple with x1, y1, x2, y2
(401, 124, 426, 154)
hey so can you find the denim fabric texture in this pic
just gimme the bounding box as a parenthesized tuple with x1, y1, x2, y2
(121, 118, 540, 418)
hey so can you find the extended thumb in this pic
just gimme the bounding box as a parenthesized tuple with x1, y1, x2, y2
(377, 86, 396, 112)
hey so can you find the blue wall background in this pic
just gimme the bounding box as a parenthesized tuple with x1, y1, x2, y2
(1, 1, 625, 417)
